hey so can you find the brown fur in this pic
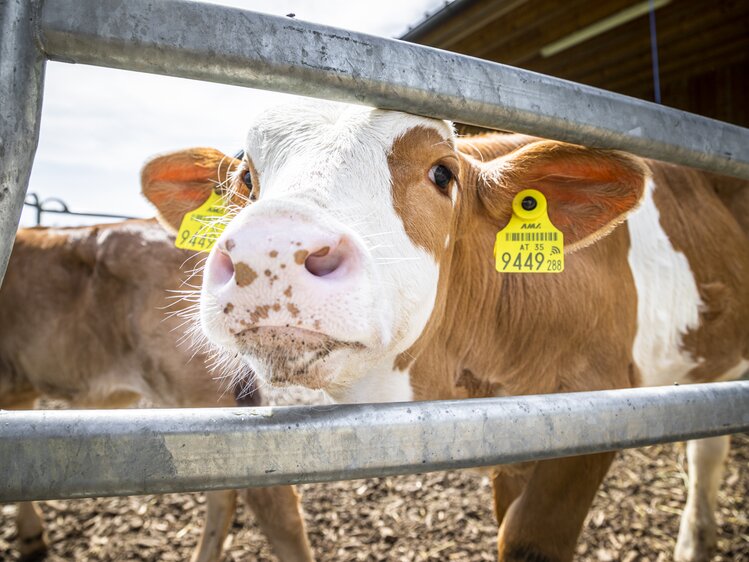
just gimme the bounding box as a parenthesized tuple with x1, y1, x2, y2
(387, 133, 649, 559)
(401, 133, 748, 560)
(142, 134, 748, 561)
(0, 219, 313, 562)
(456, 132, 537, 162)
(647, 164, 749, 382)
(0, 220, 221, 408)
(388, 127, 459, 260)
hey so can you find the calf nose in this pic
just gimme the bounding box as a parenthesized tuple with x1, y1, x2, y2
(204, 219, 361, 295)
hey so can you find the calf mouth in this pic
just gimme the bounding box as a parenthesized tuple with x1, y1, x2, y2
(232, 326, 365, 389)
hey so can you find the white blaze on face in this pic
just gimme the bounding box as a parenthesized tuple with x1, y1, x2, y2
(200, 101, 455, 392)
(627, 179, 704, 386)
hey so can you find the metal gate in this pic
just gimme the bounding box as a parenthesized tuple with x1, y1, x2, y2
(1, 0, 748, 501)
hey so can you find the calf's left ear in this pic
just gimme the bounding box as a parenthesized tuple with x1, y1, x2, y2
(141, 147, 241, 233)
(478, 141, 648, 252)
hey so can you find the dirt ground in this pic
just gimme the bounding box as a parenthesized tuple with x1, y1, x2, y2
(1, 429, 746, 561)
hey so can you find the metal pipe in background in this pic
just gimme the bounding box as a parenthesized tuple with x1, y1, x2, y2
(37, 0, 749, 180)
(2, 381, 748, 503)
(0, 0, 46, 287)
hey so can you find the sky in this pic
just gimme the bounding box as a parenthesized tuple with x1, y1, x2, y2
(20, 0, 448, 227)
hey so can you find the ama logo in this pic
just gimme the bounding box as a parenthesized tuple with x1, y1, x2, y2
(520, 223, 541, 229)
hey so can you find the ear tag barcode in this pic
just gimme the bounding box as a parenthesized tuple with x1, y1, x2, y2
(175, 191, 229, 252)
(493, 189, 564, 273)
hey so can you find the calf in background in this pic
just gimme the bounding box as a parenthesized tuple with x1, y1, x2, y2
(0, 151, 313, 562)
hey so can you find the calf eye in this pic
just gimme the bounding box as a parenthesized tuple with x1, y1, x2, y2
(429, 164, 453, 191)
(243, 171, 253, 188)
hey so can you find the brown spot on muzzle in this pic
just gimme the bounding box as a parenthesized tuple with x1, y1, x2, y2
(269, 250, 278, 258)
(287, 303, 300, 317)
(223, 303, 234, 314)
(294, 249, 309, 265)
(234, 262, 258, 287)
(249, 305, 271, 324)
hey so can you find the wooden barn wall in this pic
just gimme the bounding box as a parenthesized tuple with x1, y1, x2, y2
(406, 0, 748, 129)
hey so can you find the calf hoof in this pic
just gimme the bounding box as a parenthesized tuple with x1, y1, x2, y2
(674, 527, 717, 562)
(18, 531, 49, 561)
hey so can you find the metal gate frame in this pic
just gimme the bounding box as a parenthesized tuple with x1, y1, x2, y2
(1, 0, 748, 501)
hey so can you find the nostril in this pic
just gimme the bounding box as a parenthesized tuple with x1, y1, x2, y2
(208, 247, 235, 287)
(305, 245, 344, 277)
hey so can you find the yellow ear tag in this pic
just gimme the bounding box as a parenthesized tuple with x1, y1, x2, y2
(493, 189, 564, 273)
(175, 190, 229, 252)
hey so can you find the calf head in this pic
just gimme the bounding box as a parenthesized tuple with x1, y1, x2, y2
(142, 102, 646, 401)
(143, 102, 458, 399)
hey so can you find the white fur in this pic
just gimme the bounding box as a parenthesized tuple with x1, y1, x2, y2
(675, 435, 730, 561)
(627, 179, 704, 386)
(334, 362, 414, 404)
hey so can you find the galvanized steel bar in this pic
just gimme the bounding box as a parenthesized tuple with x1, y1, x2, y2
(37, 0, 749, 179)
(0, 0, 46, 287)
(2, 382, 748, 502)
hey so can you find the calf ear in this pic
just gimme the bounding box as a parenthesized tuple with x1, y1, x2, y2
(141, 147, 241, 233)
(478, 141, 648, 252)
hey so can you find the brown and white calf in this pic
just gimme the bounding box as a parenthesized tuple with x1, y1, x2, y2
(142, 101, 749, 562)
(0, 207, 312, 561)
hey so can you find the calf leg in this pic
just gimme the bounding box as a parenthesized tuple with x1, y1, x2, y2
(16, 502, 47, 561)
(497, 452, 615, 562)
(675, 435, 730, 562)
(191, 490, 237, 562)
(4, 396, 48, 560)
(491, 469, 528, 526)
(243, 486, 314, 562)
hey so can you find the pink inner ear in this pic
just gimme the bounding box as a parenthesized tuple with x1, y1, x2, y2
(144, 181, 212, 207)
(513, 147, 646, 248)
(144, 152, 226, 185)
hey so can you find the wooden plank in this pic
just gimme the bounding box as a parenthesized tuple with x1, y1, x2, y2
(404, 0, 528, 49)
(447, 0, 591, 58)
(622, 60, 749, 127)
(524, 0, 712, 79)
(478, 0, 637, 65)
(432, 0, 530, 50)
(570, 5, 749, 91)
(609, 34, 749, 94)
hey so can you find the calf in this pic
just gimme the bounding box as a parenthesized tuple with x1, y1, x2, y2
(142, 101, 749, 562)
(0, 171, 313, 562)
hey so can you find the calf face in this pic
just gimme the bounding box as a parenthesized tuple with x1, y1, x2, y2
(143, 102, 645, 401)
(145, 102, 458, 398)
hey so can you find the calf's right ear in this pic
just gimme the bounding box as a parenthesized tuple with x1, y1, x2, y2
(141, 147, 240, 233)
